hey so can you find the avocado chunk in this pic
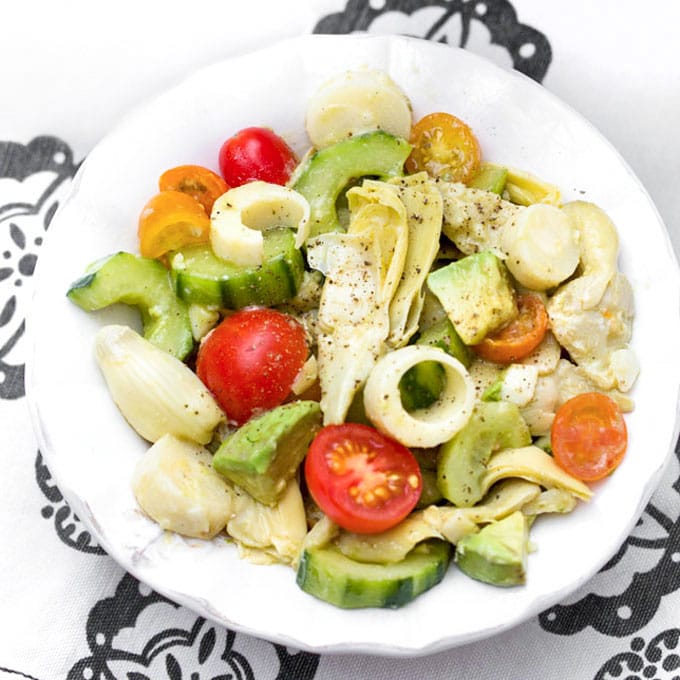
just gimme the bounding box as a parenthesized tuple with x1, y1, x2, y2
(213, 400, 321, 505)
(426, 251, 517, 345)
(455, 510, 528, 586)
(437, 401, 531, 507)
(67, 251, 194, 360)
(170, 227, 304, 309)
(296, 539, 452, 609)
(468, 163, 509, 195)
(292, 130, 411, 237)
(399, 318, 473, 412)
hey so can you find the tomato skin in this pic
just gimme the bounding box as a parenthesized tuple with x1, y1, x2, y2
(473, 294, 548, 363)
(551, 392, 628, 482)
(159, 164, 228, 214)
(196, 308, 308, 425)
(218, 127, 298, 187)
(305, 424, 422, 534)
(406, 112, 481, 184)
(138, 190, 211, 259)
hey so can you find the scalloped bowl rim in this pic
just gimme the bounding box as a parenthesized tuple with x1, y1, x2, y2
(26, 34, 680, 656)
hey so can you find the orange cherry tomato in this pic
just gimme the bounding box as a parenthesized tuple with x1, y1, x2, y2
(304, 423, 422, 534)
(473, 294, 548, 363)
(138, 190, 211, 260)
(158, 165, 228, 214)
(551, 392, 628, 481)
(406, 112, 481, 184)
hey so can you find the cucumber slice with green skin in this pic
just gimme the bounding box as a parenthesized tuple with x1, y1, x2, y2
(296, 539, 452, 609)
(292, 131, 412, 237)
(67, 251, 194, 360)
(170, 227, 304, 309)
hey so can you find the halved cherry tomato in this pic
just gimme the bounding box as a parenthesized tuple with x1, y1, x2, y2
(138, 190, 210, 259)
(551, 392, 628, 481)
(473, 294, 548, 363)
(159, 165, 228, 214)
(196, 307, 308, 425)
(218, 127, 298, 187)
(405, 112, 481, 184)
(305, 423, 422, 534)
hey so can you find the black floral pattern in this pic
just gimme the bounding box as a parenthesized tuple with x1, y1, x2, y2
(314, 0, 552, 82)
(35, 451, 106, 555)
(66, 574, 320, 680)
(0, 136, 79, 400)
(595, 629, 680, 680)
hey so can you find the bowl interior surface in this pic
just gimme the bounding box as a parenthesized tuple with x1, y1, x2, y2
(26, 34, 680, 656)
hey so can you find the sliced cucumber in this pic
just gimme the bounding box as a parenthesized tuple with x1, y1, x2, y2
(170, 227, 304, 309)
(296, 539, 452, 609)
(292, 130, 411, 237)
(67, 251, 194, 360)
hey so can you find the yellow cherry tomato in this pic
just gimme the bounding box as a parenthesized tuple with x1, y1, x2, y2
(138, 190, 211, 260)
(406, 112, 481, 184)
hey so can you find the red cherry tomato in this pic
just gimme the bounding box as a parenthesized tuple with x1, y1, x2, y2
(196, 308, 307, 425)
(551, 392, 628, 482)
(305, 423, 422, 534)
(218, 127, 298, 187)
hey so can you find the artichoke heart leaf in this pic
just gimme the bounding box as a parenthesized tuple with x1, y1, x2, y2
(383, 172, 443, 348)
(308, 181, 409, 424)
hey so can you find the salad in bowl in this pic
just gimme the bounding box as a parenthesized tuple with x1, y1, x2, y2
(27, 35, 679, 655)
(66, 65, 638, 609)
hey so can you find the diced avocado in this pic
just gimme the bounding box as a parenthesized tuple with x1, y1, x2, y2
(427, 251, 517, 345)
(437, 401, 531, 507)
(455, 510, 528, 586)
(292, 131, 411, 237)
(296, 539, 452, 609)
(398, 318, 473, 412)
(170, 227, 304, 309)
(212, 400, 321, 505)
(67, 251, 194, 360)
(469, 163, 509, 195)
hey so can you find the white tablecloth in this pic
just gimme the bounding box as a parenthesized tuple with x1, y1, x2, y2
(2, 1, 679, 678)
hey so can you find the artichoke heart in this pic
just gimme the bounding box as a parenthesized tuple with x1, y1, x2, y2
(335, 479, 545, 563)
(482, 445, 593, 501)
(226, 479, 307, 567)
(308, 181, 408, 424)
(424, 479, 542, 544)
(383, 172, 443, 348)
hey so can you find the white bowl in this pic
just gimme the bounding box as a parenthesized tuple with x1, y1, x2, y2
(26, 34, 680, 656)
